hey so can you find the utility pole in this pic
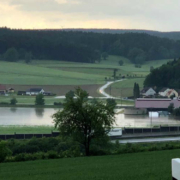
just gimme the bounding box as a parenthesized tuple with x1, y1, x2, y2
(110, 86, 111, 96)
(121, 88, 122, 107)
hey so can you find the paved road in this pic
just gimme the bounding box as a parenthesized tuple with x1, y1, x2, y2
(99, 79, 125, 98)
(114, 136, 180, 144)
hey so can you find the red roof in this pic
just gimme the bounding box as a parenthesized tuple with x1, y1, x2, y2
(0, 85, 6, 90)
(135, 98, 180, 109)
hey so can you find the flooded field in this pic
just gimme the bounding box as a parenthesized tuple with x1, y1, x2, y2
(0, 108, 180, 128)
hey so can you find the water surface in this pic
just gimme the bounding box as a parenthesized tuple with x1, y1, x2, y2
(0, 108, 180, 127)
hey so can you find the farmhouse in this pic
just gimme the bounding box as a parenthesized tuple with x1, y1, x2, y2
(140, 87, 156, 97)
(0, 85, 6, 95)
(26, 88, 45, 95)
(159, 88, 178, 98)
(17, 91, 26, 95)
(135, 98, 180, 110)
(8, 88, 15, 93)
(159, 88, 170, 97)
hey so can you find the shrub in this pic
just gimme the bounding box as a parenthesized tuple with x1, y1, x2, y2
(10, 98, 17, 105)
(54, 102, 62, 106)
(0, 141, 12, 162)
(35, 93, 45, 105)
(47, 151, 59, 159)
(0, 102, 9, 105)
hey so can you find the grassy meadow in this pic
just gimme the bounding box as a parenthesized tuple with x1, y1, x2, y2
(0, 55, 172, 86)
(0, 149, 178, 180)
(0, 126, 56, 134)
(0, 56, 172, 103)
(0, 95, 64, 105)
(108, 78, 145, 97)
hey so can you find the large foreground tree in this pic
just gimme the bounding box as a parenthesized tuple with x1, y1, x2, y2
(53, 88, 116, 156)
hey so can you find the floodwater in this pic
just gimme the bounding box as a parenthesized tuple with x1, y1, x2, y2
(0, 108, 180, 127)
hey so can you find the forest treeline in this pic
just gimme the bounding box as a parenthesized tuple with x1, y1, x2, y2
(0, 27, 180, 63)
(144, 59, 180, 89)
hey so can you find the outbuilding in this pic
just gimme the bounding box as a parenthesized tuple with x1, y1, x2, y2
(26, 88, 45, 95)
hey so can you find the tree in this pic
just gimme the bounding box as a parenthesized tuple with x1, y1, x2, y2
(106, 98, 117, 108)
(35, 93, 45, 105)
(0, 141, 11, 162)
(119, 60, 124, 66)
(112, 69, 118, 80)
(133, 83, 140, 99)
(4, 47, 19, 62)
(101, 52, 109, 60)
(53, 88, 116, 156)
(168, 103, 174, 113)
(10, 97, 17, 105)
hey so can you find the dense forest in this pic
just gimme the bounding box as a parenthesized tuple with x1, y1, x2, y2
(144, 59, 180, 89)
(1, 27, 180, 63)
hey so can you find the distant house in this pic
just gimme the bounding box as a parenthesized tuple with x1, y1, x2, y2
(17, 91, 26, 95)
(140, 87, 156, 97)
(43, 92, 52, 96)
(8, 88, 15, 93)
(26, 88, 45, 95)
(159, 88, 170, 97)
(159, 88, 178, 98)
(166, 89, 178, 98)
(0, 85, 6, 95)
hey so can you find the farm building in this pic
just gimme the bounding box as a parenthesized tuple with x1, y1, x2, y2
(140, 87, 156, 97)
(8, 88, 15, 93)
(159, 88, 178, 98)
(17, 91, 26, 95)
(0, 85, 6, 95)
(135, 98, 180, 110)
(158, 88, 170, 97)
(26, 88, 45, 95)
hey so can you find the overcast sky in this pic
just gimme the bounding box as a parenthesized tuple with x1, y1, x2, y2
(0, 0, 180, 31)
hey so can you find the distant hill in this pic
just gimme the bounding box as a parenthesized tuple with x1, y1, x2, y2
(0, 27, 180, 64)
(58, 29, 180, 41)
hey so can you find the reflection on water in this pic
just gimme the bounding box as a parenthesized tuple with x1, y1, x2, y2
(0, 107, 57, 126)
(35, 108, 44, 118)
(0, 107, 180, 127)
(115, 114, 180, 128)
(10, 107, 17, 113)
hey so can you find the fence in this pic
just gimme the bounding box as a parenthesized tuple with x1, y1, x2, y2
(123, 126, 180, 134)
(0, 132, 60, 140)
(1, 126, 180, 140)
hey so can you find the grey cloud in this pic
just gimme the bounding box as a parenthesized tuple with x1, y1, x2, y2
(6, 0, 180, 28)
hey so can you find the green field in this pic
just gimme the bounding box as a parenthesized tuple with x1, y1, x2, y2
(0, 95, 64, 105)
(0, 149, 177, 180)
(109, 78, 145, 97)
(0, 126, 56, 134)
(0, 56, 172, 86)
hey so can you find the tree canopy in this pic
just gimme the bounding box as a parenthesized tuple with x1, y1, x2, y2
(53, 88, 116, 156)
(0, 28, 179, 64)
(144, 58, 180, 89)
(35, 94, 45, 105)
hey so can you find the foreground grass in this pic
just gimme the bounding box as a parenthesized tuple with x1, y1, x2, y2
(0, 126, 57, 134)
(0, 149, 178, 180)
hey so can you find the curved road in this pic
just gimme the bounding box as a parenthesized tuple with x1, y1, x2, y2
(99, 79, 126, 99)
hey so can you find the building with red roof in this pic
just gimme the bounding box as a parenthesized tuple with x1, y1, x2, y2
(135, 98, 180, 110)
(0, 85, 6, 94)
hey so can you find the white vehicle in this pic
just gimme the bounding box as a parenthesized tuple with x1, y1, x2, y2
(172, 158, 180, 180)
(108, 128, 122, 137)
